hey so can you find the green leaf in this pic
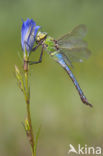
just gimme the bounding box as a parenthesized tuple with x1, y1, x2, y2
(34, 126, 41, 153)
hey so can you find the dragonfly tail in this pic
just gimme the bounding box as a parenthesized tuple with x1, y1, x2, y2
(80, 95, 93, 107)
(64, 66, 93, 108)
(57, 55, 93, 107)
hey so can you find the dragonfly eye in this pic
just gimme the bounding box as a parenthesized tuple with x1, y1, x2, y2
(36, 32, 47, 42)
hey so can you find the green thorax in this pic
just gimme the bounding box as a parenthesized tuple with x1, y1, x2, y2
(43, 36, 57, 53)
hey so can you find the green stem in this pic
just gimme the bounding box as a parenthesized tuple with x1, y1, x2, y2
(24, 59, 36, 156)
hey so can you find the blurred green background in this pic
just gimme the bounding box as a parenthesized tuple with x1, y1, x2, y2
(0, 0, 103, 156)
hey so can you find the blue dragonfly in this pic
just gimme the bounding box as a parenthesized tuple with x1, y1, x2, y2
(21, 20, 92, 107)
(30, 25, 92, 107)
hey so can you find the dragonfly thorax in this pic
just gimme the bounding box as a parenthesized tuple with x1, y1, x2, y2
(44, 36, 57, 53)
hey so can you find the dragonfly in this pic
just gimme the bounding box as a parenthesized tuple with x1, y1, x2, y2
(29, 24, 92, 107)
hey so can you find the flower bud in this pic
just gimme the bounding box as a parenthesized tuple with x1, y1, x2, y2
(21, 18, 40, 56)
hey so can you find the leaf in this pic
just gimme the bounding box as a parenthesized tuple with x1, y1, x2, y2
(34, 126, 41, 153)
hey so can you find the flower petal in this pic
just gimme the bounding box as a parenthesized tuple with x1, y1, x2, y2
(21, 18, 40, 54)
(34, 25, 40, 39)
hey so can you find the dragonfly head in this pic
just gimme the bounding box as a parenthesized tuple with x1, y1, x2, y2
(36, 31, 47, 42)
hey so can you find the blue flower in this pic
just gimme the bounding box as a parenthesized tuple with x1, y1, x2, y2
(21, 18, 40, 54)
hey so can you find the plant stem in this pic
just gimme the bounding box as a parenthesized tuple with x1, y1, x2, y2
(26, 98, 35, 155)
(24, 59, 36, 156)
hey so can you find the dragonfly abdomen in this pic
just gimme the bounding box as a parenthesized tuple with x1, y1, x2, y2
(56, 53, 92, 107)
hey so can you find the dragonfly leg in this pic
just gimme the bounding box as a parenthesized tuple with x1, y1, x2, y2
(31, 42, 42, 52)
(31, 37, 46, 52)
(24, 40, 43, 53)
(29, 46, 44, 65)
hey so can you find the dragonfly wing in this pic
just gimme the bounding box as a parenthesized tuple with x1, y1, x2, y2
(57, 25, 88, 50)
(59, 47, 91, 63)
(56, 24, 91, 64)
(57, 24, 87, 44)
(58, 39, 88, 49)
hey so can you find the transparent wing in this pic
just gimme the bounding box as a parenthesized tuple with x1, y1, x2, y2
(57, 24, 88, 50)
(56, 24, 91, 64)
(59, 47, 91, 64)
(58, 39, 88, 49)
(57, 24, 87, 45)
